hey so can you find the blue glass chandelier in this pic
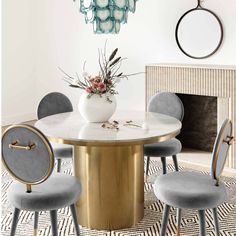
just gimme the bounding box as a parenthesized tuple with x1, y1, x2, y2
(73, 0, 138, 34)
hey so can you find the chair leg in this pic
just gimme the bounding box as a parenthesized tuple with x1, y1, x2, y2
(70, 204, 80, 236)
(198, 210, 206, 236)
(160, 204, 170, 236)
(161, 157, 167, 174)
(10, 208, 20, 236)
(50, 210, 58, 236)
(212, 208, 220, 236)
(176, 208, 182, 236)
(172, 155, 179, 171)
(145, 156, 150, 178)
(56, 159, 62, 172)
(34, 212, 39, 236)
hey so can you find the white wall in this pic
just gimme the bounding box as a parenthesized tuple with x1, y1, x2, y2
(2, 0, 36, 125)
(2, 0, 236, 125)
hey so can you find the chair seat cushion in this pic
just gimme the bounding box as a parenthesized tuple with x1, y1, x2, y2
(8, 173, 81, 211)
(154, 171, 227, 209)
(144, 138, 182, 157)
(51, 142, 72, 159)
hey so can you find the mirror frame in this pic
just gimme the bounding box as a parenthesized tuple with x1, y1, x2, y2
(175, 1, 224, 59)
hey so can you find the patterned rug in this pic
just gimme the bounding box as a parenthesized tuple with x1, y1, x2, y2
(1, 159, 236, 236)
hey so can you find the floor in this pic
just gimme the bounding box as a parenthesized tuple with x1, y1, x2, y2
(2, 159, 236, 236)
(177, 148, 236, 178)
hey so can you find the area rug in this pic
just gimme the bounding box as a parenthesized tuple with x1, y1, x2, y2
(1, 159, 236, 236)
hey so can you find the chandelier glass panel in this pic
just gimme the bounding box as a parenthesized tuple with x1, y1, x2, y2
(74, 0, 138, 34)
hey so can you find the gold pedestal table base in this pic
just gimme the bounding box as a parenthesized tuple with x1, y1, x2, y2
(73, 144, 144, 230)
(35, 111, 181, 230)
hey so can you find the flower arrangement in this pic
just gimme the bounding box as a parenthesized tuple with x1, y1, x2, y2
(60, 46, 139, 103)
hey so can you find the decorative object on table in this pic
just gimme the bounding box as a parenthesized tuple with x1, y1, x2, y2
(101, 120, 119, 130)
(1, 124, 81, 236)
(37, 92, 73, 173)
(175, 0, 223, 59)
(144, 92, 184, 179)
(154, 119, 234, 236)
(79, 89, 117, 122)
(61, 46, 140, 123)
(73, 0, 139, 33)
(100, 120, 143, 131)
(123, 120, 142, 128)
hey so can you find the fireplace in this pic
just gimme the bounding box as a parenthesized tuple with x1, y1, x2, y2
(145, 64, 236, 169)
(177, 94, 217, 152)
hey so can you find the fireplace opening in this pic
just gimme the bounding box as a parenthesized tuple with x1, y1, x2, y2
(177, 94, 217, 152)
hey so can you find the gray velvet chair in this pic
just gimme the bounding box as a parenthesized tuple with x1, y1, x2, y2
(144, 92, 184, 177)
(2, 124, 81, 236)
(37, 92, 73, 172)
(154, 119, 234, 236)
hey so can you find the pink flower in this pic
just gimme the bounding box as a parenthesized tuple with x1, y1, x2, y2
(92, 82, 98, 89)
(94, 76, 101, 84)
(97, 82, 106, 92)
(107, 79, 113, 85)
(85, 87, 93, 93)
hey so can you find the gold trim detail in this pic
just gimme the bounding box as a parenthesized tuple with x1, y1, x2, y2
(47, 130, 180, 147)
(223, 136, 235, 146)
(1, 124, 54, 189)
(176, 227, 180, 236)
(73, 144, 144, 230)
(9, 141, 36, 151)
(26, 184, 32, 193)
(33, 229, 37, 236)
(145, 174, 148, 182)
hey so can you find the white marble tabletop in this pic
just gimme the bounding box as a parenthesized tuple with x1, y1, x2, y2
(35, 111, 182, 146)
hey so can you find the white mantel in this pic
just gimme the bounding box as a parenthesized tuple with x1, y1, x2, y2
(147, 63, 236, 70)
(146, 64, 236, 169)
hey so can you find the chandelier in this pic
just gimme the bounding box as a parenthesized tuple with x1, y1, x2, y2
(73, 0, 138, 34)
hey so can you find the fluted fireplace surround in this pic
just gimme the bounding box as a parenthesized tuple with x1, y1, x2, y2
(145, 64, 236, 169)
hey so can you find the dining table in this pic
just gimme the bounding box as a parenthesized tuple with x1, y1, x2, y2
(35, 110, 182, 230)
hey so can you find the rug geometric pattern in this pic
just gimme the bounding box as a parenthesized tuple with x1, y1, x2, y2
(1, 158, 236, 236)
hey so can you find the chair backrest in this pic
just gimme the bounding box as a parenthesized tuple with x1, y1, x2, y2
(37, 92, 73, 119)
(2, 124, 54, 192)
(148, 92, 184, 121)
(211, 119, 234, 185)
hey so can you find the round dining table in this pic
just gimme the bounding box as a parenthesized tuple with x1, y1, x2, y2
(35, 110, 182, 230)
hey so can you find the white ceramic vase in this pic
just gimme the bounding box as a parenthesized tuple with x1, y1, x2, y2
(78, 91, 117, 123)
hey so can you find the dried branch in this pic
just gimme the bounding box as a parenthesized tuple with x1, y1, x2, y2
(60, 43, 144, 99)
(109, 57, 121, 67)
(109, 48, 118, 61)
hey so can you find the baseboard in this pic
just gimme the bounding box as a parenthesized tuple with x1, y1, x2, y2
(166, 159, 236, 178)
(2, 112, 36, 126)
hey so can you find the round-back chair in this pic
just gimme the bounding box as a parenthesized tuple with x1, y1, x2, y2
(154, 119, 234, 236)
(144, 92, 184, 178)
(148, 92, 184, 121)
(2, 124, 81, 236)
(211, 119, 234, 185)
(37, 92, 73, 119)
(37, 92, 73, 172)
